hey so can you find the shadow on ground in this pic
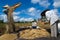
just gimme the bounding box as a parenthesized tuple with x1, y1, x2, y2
(16, 37, 60, 40)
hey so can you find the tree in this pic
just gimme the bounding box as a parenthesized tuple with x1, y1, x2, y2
(0, 20, 3, 23)
(34, 19, 37, 22)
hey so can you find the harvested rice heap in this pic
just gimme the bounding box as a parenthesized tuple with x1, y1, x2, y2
(0, 28, 50, 40)
(20, 28, 50, 39)
(0, 34, 17, 40)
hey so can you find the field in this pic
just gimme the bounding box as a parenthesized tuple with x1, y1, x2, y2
(0, 20, 51, 40)
(0, 20, 50, 34)
(15, 21, 50, 29)
(0, 28, 51, 40)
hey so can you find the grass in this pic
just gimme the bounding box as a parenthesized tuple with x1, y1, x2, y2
(0, 20, 50, 35)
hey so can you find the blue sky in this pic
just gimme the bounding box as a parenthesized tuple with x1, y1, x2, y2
(0, 0, 60, 22)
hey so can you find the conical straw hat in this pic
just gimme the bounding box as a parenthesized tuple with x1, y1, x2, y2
(3, 5, 9, 8)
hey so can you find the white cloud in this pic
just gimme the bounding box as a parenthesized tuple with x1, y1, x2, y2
(28, 18, 34, 21)
(13, 16, 19, 20)
(0, 15, 3, 20)
(0, 11, 21, 22)
(13, 11, 21, 16)
(0, 14, 19, 22)
(28, 7, 35, 16)
(28, 7, 35, 12)
(53, 1, 60, 8)
(54, 0, 60, 2)
(53, 0, 60, 8)
(19, 18, 24, 21)
(39, 0, 50, 8)
(12, 11, 21, 22)
(0, 8, 41, 22)
(0, 14, 7, 22)
(0, 14, 34, 22)
(19, 18, 34, 22)
(31, 0, 40, 4)
(13, 16, 20, 22)
(31, 0, 50, 8)
(27, 7, 41, 17)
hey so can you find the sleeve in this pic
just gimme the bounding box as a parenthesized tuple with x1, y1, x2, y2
(45, 11, 51, 21)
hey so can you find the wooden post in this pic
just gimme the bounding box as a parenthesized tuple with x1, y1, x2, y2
(3, 3, 21, 33)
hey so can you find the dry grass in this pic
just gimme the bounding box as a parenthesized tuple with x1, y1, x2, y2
(15, 22, 32, 27)
(2, 20, 50, 30)
(14, 21, 50, 30)
(37, 21, 50, 29)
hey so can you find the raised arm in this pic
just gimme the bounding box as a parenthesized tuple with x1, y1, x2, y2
(11, 2, 21, 9)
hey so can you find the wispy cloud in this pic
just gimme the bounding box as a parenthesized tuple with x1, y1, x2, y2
(0, 11, 21, 22)
(53, 2, 60, 8)
(53, 0, 60, 8)
(0, 14, 7, 22)
(31, 0, 40, 4)
(13, 16, 20, 22)
(31, 0, 50, 8)
(13, 11, 21, 22)
(0, 8, 59, 22)
(28, 7, 35, 12)
(19, 17, 34, 22)
(27, 7, 41, 18)
(0, 11, 35, 22)
(28, 7, 37, 16)
(13, 11, 21, 16)
(18, 7, 41, 18)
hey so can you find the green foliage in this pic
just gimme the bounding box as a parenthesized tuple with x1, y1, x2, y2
(0, 20, 5, 29)
(0, 23, 5, 28)
(0, 20, 3, 23)
(32, 19, 36, 22)
(0, 23, 6, 34)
